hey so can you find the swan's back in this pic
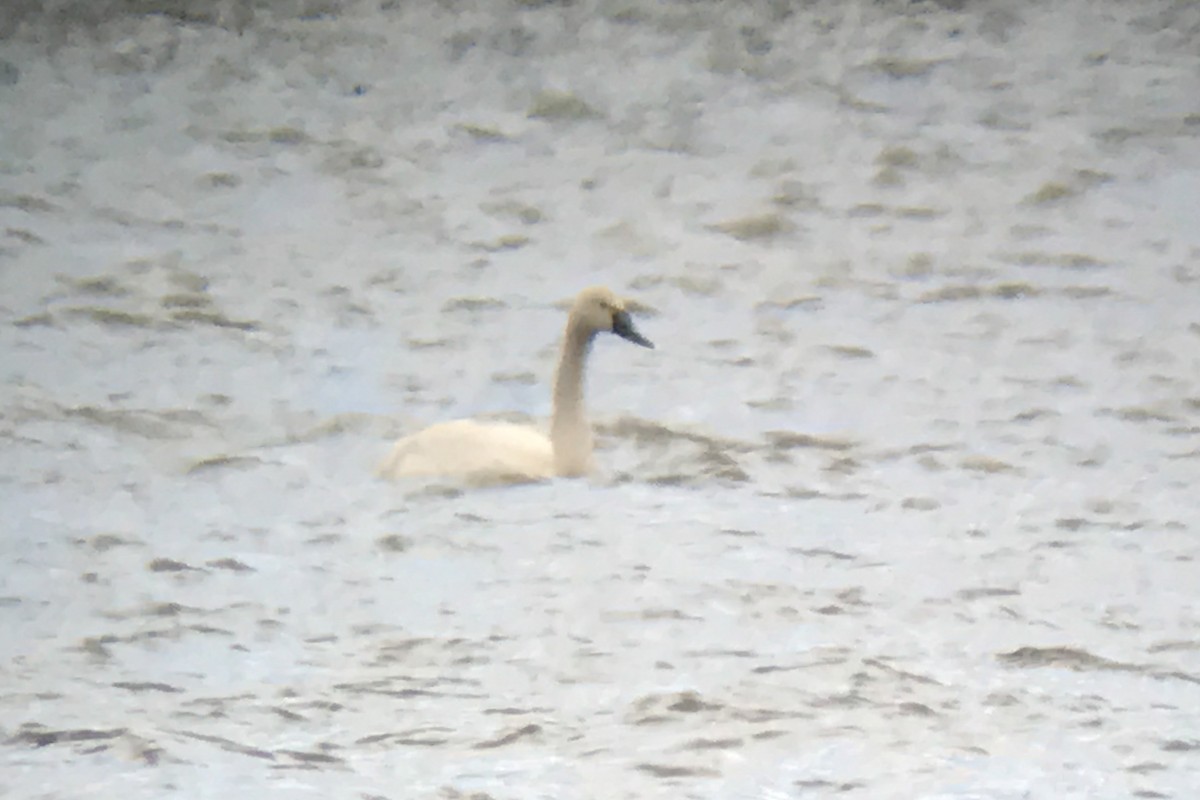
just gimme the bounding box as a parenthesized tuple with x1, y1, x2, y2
(377, 420, 555, 484)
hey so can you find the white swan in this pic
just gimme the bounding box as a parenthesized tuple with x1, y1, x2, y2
(378, 286, 653, 484)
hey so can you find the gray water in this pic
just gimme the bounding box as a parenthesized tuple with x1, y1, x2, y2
(1, 1, 1198, 798)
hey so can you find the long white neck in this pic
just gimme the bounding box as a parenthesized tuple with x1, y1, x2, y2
(550, 320, 594, 476)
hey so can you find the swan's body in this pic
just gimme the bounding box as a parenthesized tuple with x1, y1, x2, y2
(378, 286, 653, 484)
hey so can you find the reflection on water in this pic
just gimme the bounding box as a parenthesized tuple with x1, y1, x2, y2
(2, 1, 1199, 798)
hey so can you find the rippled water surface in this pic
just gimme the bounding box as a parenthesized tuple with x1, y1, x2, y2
(2, 1, 1199, 798)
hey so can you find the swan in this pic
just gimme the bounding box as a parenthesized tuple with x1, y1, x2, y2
(377, 286, 653, 484)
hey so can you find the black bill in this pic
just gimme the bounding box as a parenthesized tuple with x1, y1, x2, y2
(612, 309, 654, 349)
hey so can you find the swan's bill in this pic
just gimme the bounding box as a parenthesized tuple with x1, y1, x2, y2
(613, 310, 653, 349)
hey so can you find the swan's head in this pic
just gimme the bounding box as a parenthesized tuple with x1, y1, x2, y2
(572, 286, 654, 348)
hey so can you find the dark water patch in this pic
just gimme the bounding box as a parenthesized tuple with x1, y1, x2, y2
(1147, 640, 1200, 654)
(527, 89, 601, 121)
(454, 122, 512, 143)
(13, 311, 55, 327)
(1101, 406, 1177, 424)
(957, 587, 1021, 601)
(900, 496, 940, 510)
(635, 762, 720, 779)
(1157, 670, 1200, 686)
(86, 533, 144, 551)
(998, 646, 1140, 673)
(173, 730, 275, 760)
(999, 251, 1109, 270)
(983, 691, 1021, 707)
(895, 206, 945, 220)
(680, 736, 742, 750)
(642, 458, 748, 486)
(370, 630, 429, 656)
(731, 706, 815, 724)
(148, 557, 201, 572)
(377, 534, 411, 552)
(917, 282, 1041, 303)
(472, 723, 541, 750)
(629, 691, 724, 723)
(271, 706, 306, 721)
(479, 199, 544, 226)
(63, 306, 158, 328)
(8, 725, 126, 748)
(640, 608, 701, 621)
(719, 528, 760, 538)
(1128, 762, 1168, 774)
(752, 663, 808, 674)
(491, 370, 538, 385)
(442, 296, 507, 313)
(320, 141, 386, 174)
(333, 681, 484, 700)
(1059, 286, 1112, 299)
(809, 692, 868, 709)
(879, 442, 960, 460)
(1161, 739, 1200, 752)
(471, 234, 530, 252)
(356, 729, 451, 747)
(207, 558, 255, 572)
(794, 778, 864, 792)
(789, 547, 856, 561)
(279, 749, 344, 765)
(766, 431, 855, 451)
(826, 345, 875, 359)
(1055, 516, 1155, 533)
(870, 55, 946, 79)
(304, 533, 345, 546)
(756, 295, 823, 313)
(823, 456, 861, 475)
(221, 126, 312, 146)
(861, 658, 943, 686)
(68, 406, 208, 437)
(282, 412, 392, 445)
(197, 172, 241, 189)
(113, 681, 184, 694)
(894, 701, 938, 717)
(750, 397, 793, 414)
(1024, 181, 1078, 205)
(1012, 408, 1060, 423)
(170, 309, 260, 331)
(683, 648, 756, 659)
(160, 292, 212, 309)
(960, 455, 1019, 474)
(661, 274, 724, 297)
(65, 275, 131, 297)
(848, 203, 886, 218)
(77, 636, 116, 660)
(604, 417, 751, 484)
(484, 706, 551, 716)
(20, 403, 215, 439)
(752, 729, 789, 740)
(0, 193, 60, 213)
(667, 694, 720, 714)
(709, 212, 792, 242)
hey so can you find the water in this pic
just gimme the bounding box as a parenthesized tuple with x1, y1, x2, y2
(1, 1, 1198, 798)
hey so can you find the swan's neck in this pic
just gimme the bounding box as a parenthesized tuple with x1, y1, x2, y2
(550, 320, 594, 476)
